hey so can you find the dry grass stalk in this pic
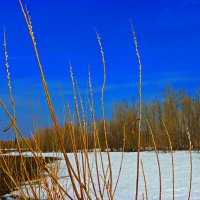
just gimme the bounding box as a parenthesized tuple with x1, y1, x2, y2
(186, 126, 192, 200)
(75, 80, 88, 186)
(3, 29, 16, 124)
(88, 66, 108, 199)
(113, 123, 126, 197)
(130, 20, 142, 200)
(69, 63, 85, 199)
(162, 118, 174, 200)
(96, 30, 113, 199)
(146, 120, 162, 200)
(3, 29, 38, 199)
(141, 159, 148, 200)
(17, 1, 95, 199)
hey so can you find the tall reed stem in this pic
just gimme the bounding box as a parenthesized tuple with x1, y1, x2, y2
(130, 20, 142, 200)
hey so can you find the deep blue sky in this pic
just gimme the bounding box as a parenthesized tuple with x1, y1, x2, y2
(0, 0, 200, 139)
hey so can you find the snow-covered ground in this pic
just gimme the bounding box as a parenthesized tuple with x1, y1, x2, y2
(2, 151, 200, 199)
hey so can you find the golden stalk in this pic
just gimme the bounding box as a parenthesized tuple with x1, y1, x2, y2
(130, 20, 142, 200)
(146, 120, 162, 200)
(141, 159, 148, 200)
(96, 30, 113, 199)
(162, 118, 174, 200)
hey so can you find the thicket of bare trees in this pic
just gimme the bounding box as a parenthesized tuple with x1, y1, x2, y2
(1, 86, 200, 152)
(108, 86, 200, 151)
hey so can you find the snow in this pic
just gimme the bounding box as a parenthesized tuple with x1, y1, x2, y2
(2, 151, 200, 199)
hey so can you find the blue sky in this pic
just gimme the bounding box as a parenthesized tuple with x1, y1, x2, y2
(0, 0, 200, 139)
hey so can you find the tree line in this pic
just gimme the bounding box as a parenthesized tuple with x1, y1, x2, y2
(1, 86, 200, 152)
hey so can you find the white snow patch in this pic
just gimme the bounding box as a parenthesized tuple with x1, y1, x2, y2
(2, 151, 200, 199)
